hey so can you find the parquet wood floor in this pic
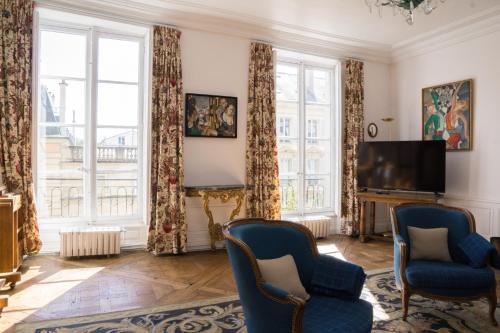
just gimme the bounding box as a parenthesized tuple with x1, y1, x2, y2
(0, 236, 497, 332)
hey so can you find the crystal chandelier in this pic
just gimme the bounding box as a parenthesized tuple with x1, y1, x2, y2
(365, 0, 445, 25)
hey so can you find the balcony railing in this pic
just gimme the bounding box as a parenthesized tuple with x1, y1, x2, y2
(69, 146, 137, 163)
(280, 177, 326, 211)
(38, 178, 138, 218)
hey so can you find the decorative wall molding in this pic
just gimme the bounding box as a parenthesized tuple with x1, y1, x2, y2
(391, 4, 500, 62)
(35, 1, 500, 65)
(36, 0, 392, 63)
(36, 0, 500, 64)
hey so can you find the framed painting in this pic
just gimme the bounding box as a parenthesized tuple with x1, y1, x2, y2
(185, 93, 237, 138)
(422, 79, 473, 151)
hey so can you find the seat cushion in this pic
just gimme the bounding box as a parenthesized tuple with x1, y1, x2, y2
(405, 260, 495, 291)
(303, 295, 373, 333)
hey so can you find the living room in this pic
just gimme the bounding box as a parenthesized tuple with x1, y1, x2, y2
(1, 0, 499, 332)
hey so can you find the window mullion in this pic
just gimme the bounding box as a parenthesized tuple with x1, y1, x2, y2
(88, 28, 99, 224)
(298, 62, 306, 216)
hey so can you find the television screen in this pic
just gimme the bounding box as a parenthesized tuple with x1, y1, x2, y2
(357, 140, 446, 193)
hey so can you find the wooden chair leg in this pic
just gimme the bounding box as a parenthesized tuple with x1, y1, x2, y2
(488, 289, 497, 326)
(402, 289, 410, 321)
(0, 296, 8, 317)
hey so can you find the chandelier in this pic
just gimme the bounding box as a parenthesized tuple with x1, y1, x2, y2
(365, 0, 445, 25)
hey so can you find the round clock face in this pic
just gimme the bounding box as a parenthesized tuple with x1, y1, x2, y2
(367, 123, 378, 138)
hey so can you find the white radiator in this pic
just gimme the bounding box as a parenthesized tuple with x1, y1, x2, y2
(288, 216, 331, 238)
(59, 227, 122, 258)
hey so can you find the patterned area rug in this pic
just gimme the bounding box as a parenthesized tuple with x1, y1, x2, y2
(15, 268, 499, 333)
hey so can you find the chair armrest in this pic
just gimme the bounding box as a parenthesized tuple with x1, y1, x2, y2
(394, 234, 409, 288)
(256, 282, 305, 332)
(310, 254, 366, 300)
(260, 282, 291, 299)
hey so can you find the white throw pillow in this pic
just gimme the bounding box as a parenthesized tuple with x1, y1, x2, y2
(257, 254, 310, 301)
(407, 226, 452, 262)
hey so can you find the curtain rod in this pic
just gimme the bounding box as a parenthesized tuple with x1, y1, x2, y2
(35, 1, 177, 30)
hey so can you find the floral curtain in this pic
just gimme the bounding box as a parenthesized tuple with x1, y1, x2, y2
(341, 59, 364, 236)
(0, 0, 42, 254)
(148, 26, 186, 255)
(245, 42, 281, 220)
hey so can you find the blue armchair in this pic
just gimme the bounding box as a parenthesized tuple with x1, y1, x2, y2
(223, 218, 373, 333)
(391, 203, 497, 325)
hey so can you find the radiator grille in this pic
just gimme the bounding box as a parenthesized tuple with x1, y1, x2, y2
(59, 227, 121, 257)
(287, 216, 331, 238)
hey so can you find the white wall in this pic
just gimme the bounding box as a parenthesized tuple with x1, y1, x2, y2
(181, 29, 392, 249)
(363, 61, 393, 233)
(390, 30, 500, 239)
(182, 29, 249, 250)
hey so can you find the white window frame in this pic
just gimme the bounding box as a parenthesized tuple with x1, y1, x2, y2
(33, 16, 149, 227)
(276, 55, 341, 217)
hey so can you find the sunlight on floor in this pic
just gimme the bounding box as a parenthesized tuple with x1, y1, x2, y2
(0, 264, 104, 332)
(363, 287, 390, 321)
(317, 243, 346, 261)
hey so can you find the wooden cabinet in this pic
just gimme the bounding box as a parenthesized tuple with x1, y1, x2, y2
(0, 194, 23, 273)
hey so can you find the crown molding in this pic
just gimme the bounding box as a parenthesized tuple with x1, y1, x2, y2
(391, 4, 500, 63)
(35, 0, 393, 64)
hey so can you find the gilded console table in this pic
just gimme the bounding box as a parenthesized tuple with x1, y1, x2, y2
(186, 185, 245, 250)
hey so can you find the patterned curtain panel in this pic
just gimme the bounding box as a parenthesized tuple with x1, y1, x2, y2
(245, 42, 281, 219)
(0, 0, 42, 254)
(341, 60, 364, 236)
(148, 26, 186, 255)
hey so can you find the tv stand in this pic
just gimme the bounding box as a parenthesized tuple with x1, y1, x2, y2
(374, 190, 391, 195)
(357, 191, 441, 243)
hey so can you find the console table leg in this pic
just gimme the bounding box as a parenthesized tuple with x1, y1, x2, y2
(370, 202, 376, 236)
(359, 201, 367, 242)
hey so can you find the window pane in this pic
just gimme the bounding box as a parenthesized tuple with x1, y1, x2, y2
(97, 83, 138, 126)
(276, 63, 299, 212)
(305, 103, 332, 210)
(305, 69, 330, 104)
(37, 126, 85, 218)
(40, 79, 86, 125)
(96, 128, 138, 217)
(40, 31, 86, 78)
(276, 64, 298, 102)
(98, 38, 139, 82)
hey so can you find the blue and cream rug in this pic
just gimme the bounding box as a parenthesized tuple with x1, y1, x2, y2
(15, 268, 500, 333)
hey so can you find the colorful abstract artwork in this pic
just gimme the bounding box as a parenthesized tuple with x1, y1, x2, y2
(422, 79, 473, 151)
(185, 93, 237, 138)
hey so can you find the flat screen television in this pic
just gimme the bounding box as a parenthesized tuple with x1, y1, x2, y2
(357, 140, 446, 193)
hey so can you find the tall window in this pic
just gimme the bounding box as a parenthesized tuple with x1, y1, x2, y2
(36, 20, 145, 223)
(276, 56, 336, 215)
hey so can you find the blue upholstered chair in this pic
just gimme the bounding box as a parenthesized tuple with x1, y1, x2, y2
(223, 218, 373, 333)
(391, 203, 497, 325)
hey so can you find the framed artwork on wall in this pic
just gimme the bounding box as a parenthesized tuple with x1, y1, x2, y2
(185, 93, 237, 138)
(422, 79, 473, 151)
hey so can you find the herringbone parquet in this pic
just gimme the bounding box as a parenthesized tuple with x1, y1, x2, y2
(0, 235, 412, 332)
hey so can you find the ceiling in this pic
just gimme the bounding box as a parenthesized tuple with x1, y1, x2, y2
(139, 0, 499, 46)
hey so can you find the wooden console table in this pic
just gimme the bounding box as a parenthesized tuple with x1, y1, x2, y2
(186, 185, 245, 250)
(357, 191, 440, 242)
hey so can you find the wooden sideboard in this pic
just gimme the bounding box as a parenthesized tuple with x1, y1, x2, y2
(357, 191, 440, 242)
(0, 194, 24, 273)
